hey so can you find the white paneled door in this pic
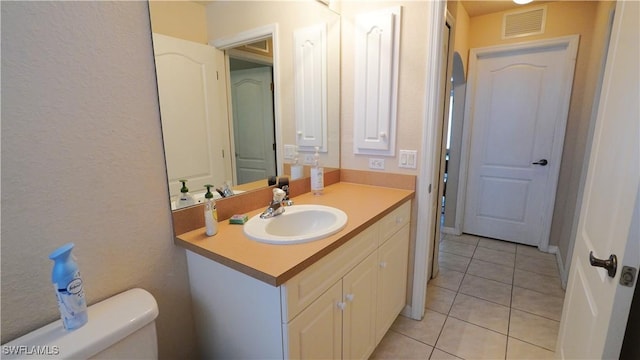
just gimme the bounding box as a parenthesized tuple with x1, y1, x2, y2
(463, 36, 578, 246)
(153, 33, 231, 197)
(557, 1, 639, 357)
(230, 67, 276, 185)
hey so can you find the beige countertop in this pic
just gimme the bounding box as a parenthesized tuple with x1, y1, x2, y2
(175, 182, 414, 286)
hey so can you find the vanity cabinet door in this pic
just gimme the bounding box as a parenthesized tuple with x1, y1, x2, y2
(286, 281, 343, 359)
(343, 252, 378, 360)
(375, 225, 410, 342)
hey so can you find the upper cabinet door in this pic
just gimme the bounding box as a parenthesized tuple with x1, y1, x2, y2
(354, 7, 401, 156)
(294, 23, 328, 151)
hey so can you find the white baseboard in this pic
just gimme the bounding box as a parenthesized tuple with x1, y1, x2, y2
(401, 304, 416, 319)
(441, 226, 462, 235)
(547, 245, 568, 289)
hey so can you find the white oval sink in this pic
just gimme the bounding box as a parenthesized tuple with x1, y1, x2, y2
(244, 205, 348, 244)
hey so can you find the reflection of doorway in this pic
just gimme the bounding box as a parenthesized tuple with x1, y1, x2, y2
(441, 52, 466, 235)
(230, 65, 276, 184)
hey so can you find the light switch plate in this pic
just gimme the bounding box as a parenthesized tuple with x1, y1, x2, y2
(284, 144, 296, 160)
(399, 150, 417, 169)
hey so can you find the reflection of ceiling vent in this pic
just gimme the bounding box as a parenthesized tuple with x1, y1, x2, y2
(502, 6, 546, 39)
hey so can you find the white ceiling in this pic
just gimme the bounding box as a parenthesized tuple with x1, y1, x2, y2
(461, 0, 549, 17)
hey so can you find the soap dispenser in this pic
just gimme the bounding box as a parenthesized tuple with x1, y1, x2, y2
(310, 146, 324, 195)
(176, 180, 196, 209)
(204, 185, 218, 236)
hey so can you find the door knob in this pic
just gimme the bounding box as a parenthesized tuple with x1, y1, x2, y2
(589, 251, 617, 277)
(532, 159, 548, 166)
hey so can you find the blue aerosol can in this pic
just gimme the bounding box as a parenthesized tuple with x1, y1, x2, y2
(49, 243, 88, 330)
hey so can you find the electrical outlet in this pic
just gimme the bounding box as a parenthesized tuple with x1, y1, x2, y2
(399, 150, 417, 169)
(303, 154, 315, 165)
(369, 158, 385, 170)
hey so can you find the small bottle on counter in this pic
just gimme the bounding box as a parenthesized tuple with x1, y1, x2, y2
(290, 147, 304, 180)
(310, 146, 324, 195)
(204, 185, 218, 236)
(176, 180, 196, 209)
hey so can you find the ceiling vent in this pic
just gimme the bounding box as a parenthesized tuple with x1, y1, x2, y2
(502, 6, 546, 39)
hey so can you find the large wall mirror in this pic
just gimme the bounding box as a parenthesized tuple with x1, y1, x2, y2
(148, 0, 341, 209)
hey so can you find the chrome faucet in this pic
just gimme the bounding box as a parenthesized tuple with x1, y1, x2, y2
(260, 188, 288, 219)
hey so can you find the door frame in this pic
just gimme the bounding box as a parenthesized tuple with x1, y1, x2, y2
(211, 24, 283, 179)
(458, 35, 579, 251)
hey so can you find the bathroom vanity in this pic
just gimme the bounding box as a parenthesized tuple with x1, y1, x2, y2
(175, 182, 413, 359)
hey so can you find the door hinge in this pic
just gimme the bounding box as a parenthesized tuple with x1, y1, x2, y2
(216, 71, 219, 80)
(270, 82, 274, 92)
(222, 149, 225, 158)
(428, 184, 432, 194)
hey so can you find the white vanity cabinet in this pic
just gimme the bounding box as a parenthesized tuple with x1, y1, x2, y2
(185, 200, 411, 359)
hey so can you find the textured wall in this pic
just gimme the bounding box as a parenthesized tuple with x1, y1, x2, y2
(1, 2, 197, 358)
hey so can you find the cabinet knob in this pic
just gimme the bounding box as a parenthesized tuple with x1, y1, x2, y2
(345, 294, 355, 302)
(396, 217, 405, 224)
(380, 132, 387, 138)
(297, 131, 303, 136)
(379, 261, 387, 268)
(337, 301, 346, 311)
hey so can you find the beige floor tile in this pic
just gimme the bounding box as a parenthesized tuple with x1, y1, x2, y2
(515, 253, 560, 278)
(511, 286, 564, 321)
(478, 238, 517, 253)
(449, 293, 510, 334)
(429, 348, 462, 360)
(438, 252, 471, 273)
(514, 269, 565, 298)
(509, 309, 559, 351)
(425, 285, 457, 314)
(473, 246, 516, 267)
(370, 330, 433, 359)
(516, 245, 557, 262)
(467, 258, 514, 284)
(430, 268, 465, 292)
(442, 233, 480, 246)
(459, 274, 512, 306)
(391, 310, 447, 347)
(439, 239, 476, 258)
(506, 337, 555, 359)
(435, 317, 507, 360)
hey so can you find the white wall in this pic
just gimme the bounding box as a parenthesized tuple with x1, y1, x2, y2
(1, 2, 197, 358)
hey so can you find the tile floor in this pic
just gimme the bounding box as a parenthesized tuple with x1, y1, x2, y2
(370, 233, 565, 359)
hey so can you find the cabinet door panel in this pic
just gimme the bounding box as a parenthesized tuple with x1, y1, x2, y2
(343, 252, 378, 360)
(376, 225, 410, 342)
(287, 281, 342, 359)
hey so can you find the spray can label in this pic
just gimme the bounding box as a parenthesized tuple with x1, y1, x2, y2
(53, 271, 88, 329)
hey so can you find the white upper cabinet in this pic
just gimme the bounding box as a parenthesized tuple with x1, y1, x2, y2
(294, 23, 328, 151)
(353, 7, 401, 156)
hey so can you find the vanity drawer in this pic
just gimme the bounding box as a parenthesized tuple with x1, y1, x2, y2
(281, 224, 378, 322)
(378, 200, 411, 245)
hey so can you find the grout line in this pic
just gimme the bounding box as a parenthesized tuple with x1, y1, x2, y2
(507, 334, 557, 352)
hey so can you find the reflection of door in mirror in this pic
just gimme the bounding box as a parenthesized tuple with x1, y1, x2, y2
(152, 33, 232, 198)
(227, 41, 277, 185)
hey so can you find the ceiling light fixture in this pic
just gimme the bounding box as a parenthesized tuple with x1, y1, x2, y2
(514, 0, 533, 4)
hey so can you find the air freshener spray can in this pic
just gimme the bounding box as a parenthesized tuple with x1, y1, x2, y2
(49, 243, 88, 330)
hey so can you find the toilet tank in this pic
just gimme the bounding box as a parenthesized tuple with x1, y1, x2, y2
(2, 288, 159, 359)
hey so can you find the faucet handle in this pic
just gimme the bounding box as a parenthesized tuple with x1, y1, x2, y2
(272, 188, 286, 203)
